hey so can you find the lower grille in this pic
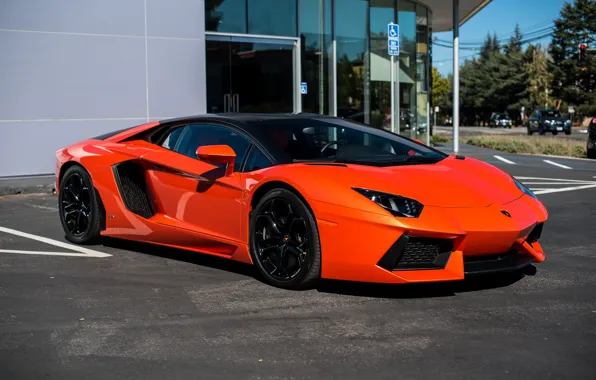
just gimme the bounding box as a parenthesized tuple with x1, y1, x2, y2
(113, 161, 155, 219)
(397, 237, 451, 266)
(377, 235, 454, 271)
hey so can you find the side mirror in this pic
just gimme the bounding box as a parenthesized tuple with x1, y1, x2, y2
(196, 145, 236, 176)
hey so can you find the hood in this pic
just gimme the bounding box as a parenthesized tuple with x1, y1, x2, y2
(305, 157, 522, 208)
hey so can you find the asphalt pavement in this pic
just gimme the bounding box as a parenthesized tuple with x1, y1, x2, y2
(1, 152, 595, 380)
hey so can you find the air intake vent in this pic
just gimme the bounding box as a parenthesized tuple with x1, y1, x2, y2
(526, 223, 544, 244)
(113, 161, 155, 219)
(377, 235, 454, 271)
(395, 237, 453, 269)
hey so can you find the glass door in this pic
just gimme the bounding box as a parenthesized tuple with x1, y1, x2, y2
(206, 34, 298, 113)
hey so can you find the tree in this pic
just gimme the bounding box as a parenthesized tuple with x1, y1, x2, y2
(549, 0, 596, 117)
(431, 68, 450, 107)
(524, 45, 555, 112)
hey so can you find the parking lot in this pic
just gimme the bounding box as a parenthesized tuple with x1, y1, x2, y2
(1, 154, 595, 380)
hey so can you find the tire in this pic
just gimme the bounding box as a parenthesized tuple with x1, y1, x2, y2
(249, 188, 321, 290)
(553, 131, 558, 136)
(588, 149, 596, 159)
(527, 128, 533, 136)
(58, 165, 102, 244)
(565, 130, 571, 135)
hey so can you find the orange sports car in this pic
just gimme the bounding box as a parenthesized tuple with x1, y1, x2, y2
(55, 114, 547, 289)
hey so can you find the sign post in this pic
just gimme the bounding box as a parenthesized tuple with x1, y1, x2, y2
(388, 23, 399, 134)
(568, 105, 575, 126)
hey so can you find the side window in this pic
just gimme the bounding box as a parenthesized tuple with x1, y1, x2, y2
(174, 123, 250, 171)
(160, 125, 186, 150)
(242, 146, 274, 172)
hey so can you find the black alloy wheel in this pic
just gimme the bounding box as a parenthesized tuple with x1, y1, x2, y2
(249, 189, 321, 290)
(58, 165, 102, 244)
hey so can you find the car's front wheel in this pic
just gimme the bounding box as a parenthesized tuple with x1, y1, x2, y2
(249, 188, 321, 290)
(58, 165, 102, 244)
(588, 149, 596, 159)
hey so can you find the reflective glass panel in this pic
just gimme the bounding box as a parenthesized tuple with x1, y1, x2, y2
(398, 0, 417, 138)
(335, 0, 369, 123)
(248, 0, 297, 36)
(205, 0, 247, 33)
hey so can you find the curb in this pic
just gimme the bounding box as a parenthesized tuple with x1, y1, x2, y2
(0, 183, 55, 197)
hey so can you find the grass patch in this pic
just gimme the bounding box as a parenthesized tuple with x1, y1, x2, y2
(431, 135, 450, 143)
(466, 135, 587, 158)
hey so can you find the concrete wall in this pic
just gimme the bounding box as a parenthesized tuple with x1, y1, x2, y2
(0, 0, 207, 177)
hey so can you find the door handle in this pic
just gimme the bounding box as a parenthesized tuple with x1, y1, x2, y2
(233, 94, 239, 113)
(224, 94, 231, 112)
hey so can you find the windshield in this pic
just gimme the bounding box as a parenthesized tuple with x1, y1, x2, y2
(543, 110, 562, 117)
(248, 117, 447, 166)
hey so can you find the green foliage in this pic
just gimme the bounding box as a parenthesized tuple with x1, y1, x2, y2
(466, 135, 587, 158)
(549, 0, 596, 116)
(448, 1, 595, 125)
(430, 134, 450, 143)
(431, 67, 451, 118)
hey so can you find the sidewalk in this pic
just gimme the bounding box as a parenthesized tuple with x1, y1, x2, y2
(0, 175, 55, 196)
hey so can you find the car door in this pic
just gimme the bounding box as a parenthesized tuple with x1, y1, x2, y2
(141, 122, 251, 244)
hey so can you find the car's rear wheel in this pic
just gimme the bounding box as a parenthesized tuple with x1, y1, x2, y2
(249, 189, 321, 290)
(58, 165, 102, 244)
(588, 149, 596, 159)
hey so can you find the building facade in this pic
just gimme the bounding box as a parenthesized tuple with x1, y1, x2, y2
(0, 0, 488, 177)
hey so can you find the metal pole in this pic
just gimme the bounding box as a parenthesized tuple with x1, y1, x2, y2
(396, 58, 400, 134)
(452, 0, 460, 153)
(391, 55, 395, 133)
(426, 98, 430, 145)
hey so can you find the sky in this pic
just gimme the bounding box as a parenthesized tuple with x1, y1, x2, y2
(433, 0, 567, 76)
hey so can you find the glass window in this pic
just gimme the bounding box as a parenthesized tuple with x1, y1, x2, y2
(248, 0, 297, 36)
(160, 126, 186, 150)
(299, 0, 333, 115)
(335, 0, 369, 123)
(398, 0, 417, 138)
(205, 0, 247, 33)
(242, 146, 274, 172)
(174, 124, 250, 171)
(247, 118, 446, 166)
(416, 4, 429, 138)
(369, 0, 396, 130)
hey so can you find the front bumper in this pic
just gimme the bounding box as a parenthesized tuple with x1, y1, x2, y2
(313, 194, 547, 284)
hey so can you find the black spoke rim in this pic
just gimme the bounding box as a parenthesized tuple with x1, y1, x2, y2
(61, 173, 92, 237)
(254, 198, 310, 282)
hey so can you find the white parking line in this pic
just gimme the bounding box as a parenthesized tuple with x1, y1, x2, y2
(494, 155, 516, 164)
(0, 226, 111, 258)
(515, 176, 590, 183)
(532, 183, 596, 195)
(543, 160, 572, 169)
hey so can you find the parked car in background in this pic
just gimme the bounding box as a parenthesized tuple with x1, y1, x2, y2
(527, 109, 571, 135)
(588, 117, 596, 159)
(489, 113, 512, 128)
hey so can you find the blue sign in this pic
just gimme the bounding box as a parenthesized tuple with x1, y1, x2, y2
(387, 23, 399, 56)
(300, 82, 308, 94)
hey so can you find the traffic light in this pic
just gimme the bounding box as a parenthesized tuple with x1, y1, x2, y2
(579, 43, 586, 60)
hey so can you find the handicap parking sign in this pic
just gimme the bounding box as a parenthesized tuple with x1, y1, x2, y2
(387, 23, 399, 56)
(300, 82, 308, 94)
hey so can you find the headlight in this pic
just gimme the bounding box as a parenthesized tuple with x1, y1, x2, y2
(545, 120, 551, 124)
(512, 176, 537, 199)
(565, 120, 571, 125)
(353, 188, 424, 217)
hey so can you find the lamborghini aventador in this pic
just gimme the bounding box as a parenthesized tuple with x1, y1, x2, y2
(55, 113, 547, 289)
